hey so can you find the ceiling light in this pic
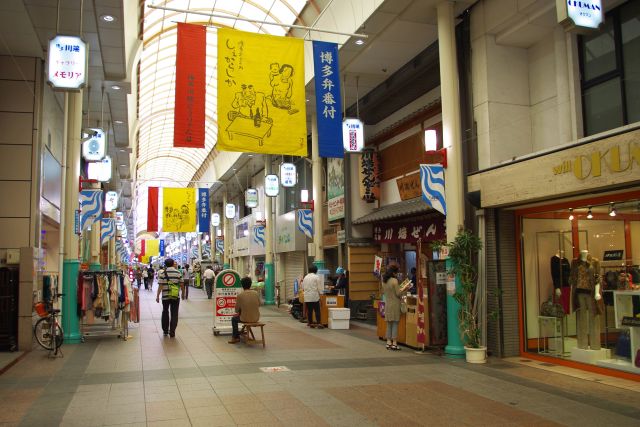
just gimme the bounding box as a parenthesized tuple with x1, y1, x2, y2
(114, 120, 124, 124)
(101, 15, 115, 22)
(111, 85, 121, 90)
(119, 164, 126, 167)
(355, 39, 365, 45)
(568, 208, 574, 221)
(609, 203, 616, 217)
(587, 207, 593, 219)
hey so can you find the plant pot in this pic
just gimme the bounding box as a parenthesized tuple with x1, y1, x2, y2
(464, 346, 487, 364)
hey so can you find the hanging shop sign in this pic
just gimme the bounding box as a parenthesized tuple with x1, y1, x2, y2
(198, 188, 210, 233)
(82, 128, 105, 161)
(420, 164, 447, 216)
(245, 188, 259, 208)
(280, 163, 297, 187)
(211, 212, 220, 227)
(396, 173, 422, 201)
(79, 189, 103, 231)
(265, 174, 280, 197)
(343, 118, 364, 152)
(104, 191, 118, 211)
(359, 149, 380, 202)
(74, 209, 81, 235)
(312, 41, 343, 158)
(159, 239, 165, 256)
(47, 35, 88, 90)
(373, 217, 446, 244)
(557, 0, 603, 31)
(327, 158, 345, 221)
(225, 203, 236, 219)
(87, 156, 112, 182)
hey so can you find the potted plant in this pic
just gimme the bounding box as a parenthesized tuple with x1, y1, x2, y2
(446, 229, 486, 363)
(429, 239, 447, 260)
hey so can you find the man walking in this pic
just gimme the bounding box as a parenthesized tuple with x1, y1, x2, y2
(203, 266, 215, 299)
(228, 277, 261, 344)
(302, 265, 324, 329)
(156, 258, 182, 337)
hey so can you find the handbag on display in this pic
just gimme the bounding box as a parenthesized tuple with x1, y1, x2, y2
(540, 296, 565, 318)
(615, 330, 631, 359)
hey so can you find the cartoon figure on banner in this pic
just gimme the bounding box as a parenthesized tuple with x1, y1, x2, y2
(268, 63, 298, 114)
(164, 202, 194, 231)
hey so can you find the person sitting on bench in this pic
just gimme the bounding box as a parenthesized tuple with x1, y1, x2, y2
(228, 277, 261, 344)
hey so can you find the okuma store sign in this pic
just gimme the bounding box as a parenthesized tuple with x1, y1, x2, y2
(557, 0, 603, 31)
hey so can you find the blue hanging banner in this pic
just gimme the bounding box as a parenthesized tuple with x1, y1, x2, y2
(159, 239, 165, 256)
(312, 41, 343, 158)
(198, 188, 210, 233)
(420, 164, 446, 215)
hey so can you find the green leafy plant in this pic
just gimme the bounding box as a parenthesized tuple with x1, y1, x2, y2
(429, 239, 447, 253)
(447, 229, 483, 348)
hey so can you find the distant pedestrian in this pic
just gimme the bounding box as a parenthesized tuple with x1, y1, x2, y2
(147, 266, 155, 290)
(302, 265, 324, 329)
(203, 266, 215, 299)
(182, 264, 190, 300)
(156, 258, 182, 338)
(142, 268, 149, 290)
(382, 265, 411, 350)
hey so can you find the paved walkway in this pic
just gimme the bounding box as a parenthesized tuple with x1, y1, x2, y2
(1, 283, 639, 426)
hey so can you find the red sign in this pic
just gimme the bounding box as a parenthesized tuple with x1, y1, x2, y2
(221, 272, 237, 287)
(147, 187, 159, 232)
(373, 216, 445, 244)
(174, 23, 206, 148)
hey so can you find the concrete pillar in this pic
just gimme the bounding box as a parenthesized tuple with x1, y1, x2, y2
(555, 27, 573, 144)
(311, 116, 325, 269)
(62, 90, 83, 344)
(438, 0, 465, 356)
(222, 192, 229, 269)
(109, 233, 116, 269)
(264, 155, 275, 304)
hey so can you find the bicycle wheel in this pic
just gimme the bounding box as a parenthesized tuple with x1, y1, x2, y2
(34, 317, 54, 350)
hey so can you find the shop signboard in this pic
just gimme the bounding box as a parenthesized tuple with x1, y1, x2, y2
(198, 188, 210, 233)
(211, 212, 220, 226)
(245, 189, 258, 208)
(104, 191, 118, 211)
(212, 269, 242, 334)
(225, 203, 236, 219)
(359, 149, 380, 202)
(280, 163, 297, 187)
(47, 35, 88, 90)
(87, 156, 112, 182)
(557, 0, 603, 31)
(327, 158, 344, 221)
(265, 174, 279, 196)
(82, 128, 105, 161)
(396, 172, 421, 201)
(373, 216, 446, 244)
(342, 118, 364, 152)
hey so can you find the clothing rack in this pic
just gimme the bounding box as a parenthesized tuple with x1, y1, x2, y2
(78, 270, 132, 342)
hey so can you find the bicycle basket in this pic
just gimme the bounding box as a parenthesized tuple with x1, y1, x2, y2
(34, 302, 48, 318)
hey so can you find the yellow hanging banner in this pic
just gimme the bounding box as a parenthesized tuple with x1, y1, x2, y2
(146, 239, 160, 256)
(162, 188, 197, 232)
(217, 28, 307, 156)
(141, 255, 150, 264)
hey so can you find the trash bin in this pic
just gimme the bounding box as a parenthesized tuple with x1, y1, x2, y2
(328, 308, 350, 329)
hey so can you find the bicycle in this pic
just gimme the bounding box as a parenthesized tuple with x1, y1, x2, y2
(33, 292, 65, 357)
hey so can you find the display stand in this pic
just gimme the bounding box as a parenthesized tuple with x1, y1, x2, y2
(537, 316, 565, 356)
(212, 269, 242, 336)
(79, 271, 130, 342)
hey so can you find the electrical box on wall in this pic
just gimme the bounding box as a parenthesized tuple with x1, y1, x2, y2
(6, 249, 20, 264)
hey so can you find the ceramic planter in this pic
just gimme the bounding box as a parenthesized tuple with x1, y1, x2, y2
(464, 346, 487, 364)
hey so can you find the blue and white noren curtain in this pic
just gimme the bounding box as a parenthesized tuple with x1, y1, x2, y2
(100, 219, 116, 245)
(202, 243, 211, 259)
(420, 165, 446, 215)
(215, 239, 224, 254)
(253, 225, 265, 247)
(80, 190, 103, 231)
(297, 209, 313, 239)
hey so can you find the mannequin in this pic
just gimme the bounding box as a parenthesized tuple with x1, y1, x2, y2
(569, 249, 602, 350)
(550, 250, 571, 313)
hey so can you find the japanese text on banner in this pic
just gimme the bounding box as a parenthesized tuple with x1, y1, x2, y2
(312, 41, 343, 158)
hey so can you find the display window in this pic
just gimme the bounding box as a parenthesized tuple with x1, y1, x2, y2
(518, 192, 640, 375)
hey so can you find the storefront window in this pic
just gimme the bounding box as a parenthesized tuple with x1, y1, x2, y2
(521, 198, 640, 374)
(580, 0, 640, 136)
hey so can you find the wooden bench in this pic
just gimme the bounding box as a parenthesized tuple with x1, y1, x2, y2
(239, 322, 266, 348)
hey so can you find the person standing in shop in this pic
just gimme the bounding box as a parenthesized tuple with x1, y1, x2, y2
(334, 267, 349, 308)
(156, 258, 182, 337)
(302, 264, 324, 329)
(203, 266, 215, 299)
(382, 265, 411, 350)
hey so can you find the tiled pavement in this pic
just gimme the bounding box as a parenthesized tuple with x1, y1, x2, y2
(1, 284, 639, 427)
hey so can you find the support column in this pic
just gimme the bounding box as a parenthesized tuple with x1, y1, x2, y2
(62, 90, 83, 344)
(109, 234, 116, 269)
(438, 0, 465, 356)
(222, 193, 229, 269)
(264, 155, 275, 305)
(311, 116, 325, 270)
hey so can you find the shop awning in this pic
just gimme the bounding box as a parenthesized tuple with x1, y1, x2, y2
(352, 198, 433, 225)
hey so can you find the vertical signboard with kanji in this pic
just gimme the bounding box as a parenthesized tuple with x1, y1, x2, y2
(359, 148, 380, 202)
(198, 188, 210, 233)
(47, 35, 88, 90)
(312, 41, 343, 158)
(212, 269, 242, 335)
